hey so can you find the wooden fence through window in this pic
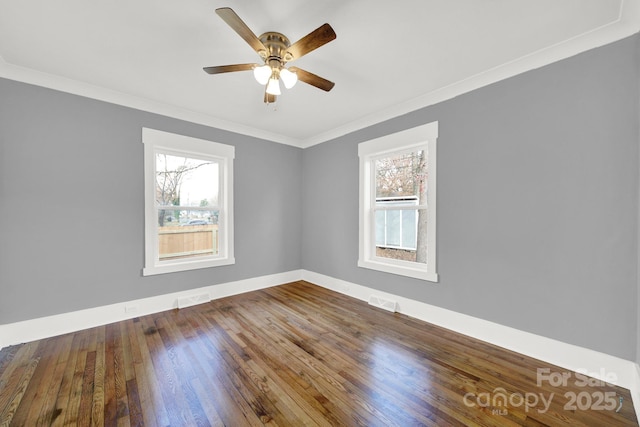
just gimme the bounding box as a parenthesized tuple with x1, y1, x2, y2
(158, 224, 218, 260)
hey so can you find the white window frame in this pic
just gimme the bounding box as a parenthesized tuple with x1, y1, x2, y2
(142, 128, 235, 276)
(358, 121, 438, 282)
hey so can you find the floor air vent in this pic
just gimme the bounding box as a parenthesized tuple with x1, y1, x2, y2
(177, 293, 211, 309)
(368, 295, 398, 313)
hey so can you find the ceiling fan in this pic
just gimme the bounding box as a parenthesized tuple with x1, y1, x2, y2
(204, 7, 336, 103)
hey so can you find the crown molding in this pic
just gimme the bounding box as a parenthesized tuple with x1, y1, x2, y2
(299, 0, 640, 148)
(1, 0, 638, 150)
(0, 58, 303, 147)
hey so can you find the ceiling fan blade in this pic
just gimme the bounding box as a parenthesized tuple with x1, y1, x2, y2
(288, 67, 335, 92)
(285, 23, 336, 61)
(264, 91, 277, 104)
(203, 63, 257, 74)
(215, 7, 267, 56)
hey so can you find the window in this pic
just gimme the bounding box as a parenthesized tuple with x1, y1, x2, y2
(142, 128, 234, 276)
(358, 122, 438, 281)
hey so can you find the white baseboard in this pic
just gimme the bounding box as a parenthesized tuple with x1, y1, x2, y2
(301, 270, 640, 418)
(1, 268, 638, 421)
(0, 270, 302, 350)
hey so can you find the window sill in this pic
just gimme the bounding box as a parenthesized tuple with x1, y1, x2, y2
(143, 257, 235, 276)
(358, 258, 438, 282)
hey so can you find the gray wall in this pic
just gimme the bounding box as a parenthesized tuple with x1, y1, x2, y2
(302, 35, 640, 361)
(0, 79, 302, 323)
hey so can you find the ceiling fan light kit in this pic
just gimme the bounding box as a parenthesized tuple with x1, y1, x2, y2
(204, 7, 336, 104)
(266, 75, 281, 96)
(253, 64, 272, 85)
(280, 68, 298, 89)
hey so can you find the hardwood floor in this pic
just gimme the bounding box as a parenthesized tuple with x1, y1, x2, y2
(0, 280, 637, 426)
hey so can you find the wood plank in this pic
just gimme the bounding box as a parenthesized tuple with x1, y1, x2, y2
(124, 378, 144, 427)
(181, 312, 266, 426)
(9, 334, 67, 425)
(62, 328, 96, 426)
(50, 331, 85, 427)
(0, 356, 40, 426)
(154, 315, 211, 426)
(0, 344, 29, 379)
(91, 326, 106, 426)
(130, 317, 170, 426)
(0, 281, 637, 426)
(138, 314, 193, 426)
(76, 350, 96, 427)
(34, 333, 74, 425)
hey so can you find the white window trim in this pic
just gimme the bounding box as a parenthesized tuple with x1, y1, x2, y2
(142, 128, 235, 276)
(358, 121, 438, 282)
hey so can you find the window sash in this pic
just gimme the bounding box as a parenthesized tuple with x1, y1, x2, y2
(375, 197, 420, 250)
(369, 145, 427, 261)
(153, 148, 226, 264)
(157, 205, 221, 210)
(373, 204, 427, 211)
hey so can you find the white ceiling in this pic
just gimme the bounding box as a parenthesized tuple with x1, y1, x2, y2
(0, 0, 638, 147)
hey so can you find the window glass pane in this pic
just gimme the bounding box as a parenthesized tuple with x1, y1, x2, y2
(156, 153, 219, 209)
(375, 209, 427, 264)
(375, 199, 418, 249)
(402, 209, 417, 249)
(158, 209, 219, 261)
(375, 210, 385, 246)
(374, 209, 417, 249)
(158, 209, 219, 227)
(385, 209, 401, 246)
(375, 149, 427, 199)
(415, 208, 428, 265)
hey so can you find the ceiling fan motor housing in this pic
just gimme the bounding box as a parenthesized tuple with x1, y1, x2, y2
(258, 32, 294, 65)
